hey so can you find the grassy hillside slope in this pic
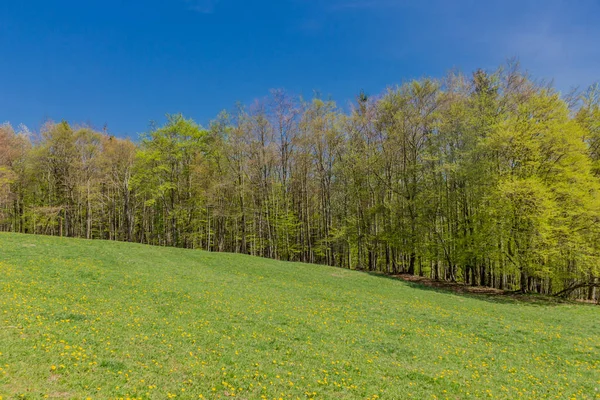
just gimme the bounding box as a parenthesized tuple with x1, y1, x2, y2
(0, 233, 598, 399)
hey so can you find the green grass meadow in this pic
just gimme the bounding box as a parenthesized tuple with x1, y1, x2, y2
(0, 233, 598, 399)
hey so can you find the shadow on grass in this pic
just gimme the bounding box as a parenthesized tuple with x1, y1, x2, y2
(364, 271, 595, 307)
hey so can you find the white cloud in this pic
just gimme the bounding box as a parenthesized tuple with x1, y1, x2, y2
(492, 3, 600, 90)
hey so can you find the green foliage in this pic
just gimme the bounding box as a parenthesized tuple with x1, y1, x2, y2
(1, 64, 599, 298)
(132, 114, 209, 246)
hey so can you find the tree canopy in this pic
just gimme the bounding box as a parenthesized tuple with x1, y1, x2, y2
(1, 64, 599, 300)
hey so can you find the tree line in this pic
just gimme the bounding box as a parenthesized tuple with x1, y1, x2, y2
(1, 64, 599, 300)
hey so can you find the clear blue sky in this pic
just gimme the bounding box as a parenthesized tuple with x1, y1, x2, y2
(1, 0, 598, 138)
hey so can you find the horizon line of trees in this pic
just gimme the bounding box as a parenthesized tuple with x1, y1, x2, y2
(1, 63, 600, 301)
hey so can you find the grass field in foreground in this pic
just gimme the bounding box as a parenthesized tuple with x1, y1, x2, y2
(0, 233, 598, 399)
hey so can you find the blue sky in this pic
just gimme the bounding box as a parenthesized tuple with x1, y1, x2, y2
(0, 0, 598, 137)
